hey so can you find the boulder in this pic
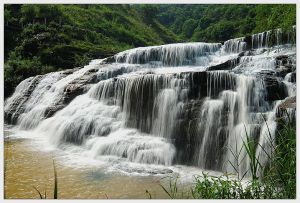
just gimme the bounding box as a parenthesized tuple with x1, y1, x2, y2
(275, 65, 293, 78)
(276, 96, 296, 122)
(207, 58, 240, 71)
(277, 96, 296, 112)
(276, 55, 289, 64)
(44, 105, 65, 118)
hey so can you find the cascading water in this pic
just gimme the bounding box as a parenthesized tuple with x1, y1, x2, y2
(4, 27, 296, 178)
(222, 37, 246, 53)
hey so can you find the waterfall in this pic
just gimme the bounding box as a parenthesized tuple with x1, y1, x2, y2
(251, 31, 271, 49)
(222, 37, 246, 53)
(4, 27, 296, 176)
(114, 42, 221, 66)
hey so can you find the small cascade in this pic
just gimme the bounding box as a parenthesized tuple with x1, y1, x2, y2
(85, 129, 176, 165)
(256, 101, 281, 177)
(4, 26, 296, 177)
(114, 42, 221, 66)
(251, 26, 296, 49)
(222, 37, 246, 53)
(251, 31, 271, 49)
(17, 72, 63, 129)
(276, 28, 282, 47)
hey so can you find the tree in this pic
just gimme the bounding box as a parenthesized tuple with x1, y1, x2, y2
(139, 5, 158, 24)
(182, 19, 198, 38)
(20, 5, 39, 24)
(4, 8, 12, 26)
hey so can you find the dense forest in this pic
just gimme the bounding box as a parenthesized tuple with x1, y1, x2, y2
(4, 4, 296, 97)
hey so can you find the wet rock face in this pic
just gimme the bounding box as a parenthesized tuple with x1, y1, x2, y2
(44, 105, 65, 118)
(4, 75, 44, 124)
(62, 68, 80, 75)
(276, 96, 296, 133)
(262, 75, 287, 101)
(278, 96, 296, 109)
(188, 72, 208, 99)
(4, 67, 102, 123)
(173, 100, 203, 165)
(44, 69, 101, 119)
(207, 58, 240, 71)
(275, 55, 295, 78)
(101, 56, 116, 64)
(289, 72, 296, 83)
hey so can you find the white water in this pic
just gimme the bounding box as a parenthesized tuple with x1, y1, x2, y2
(4, 29, 296, 179)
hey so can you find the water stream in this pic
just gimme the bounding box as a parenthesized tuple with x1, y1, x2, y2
(4, 28, 296, 198)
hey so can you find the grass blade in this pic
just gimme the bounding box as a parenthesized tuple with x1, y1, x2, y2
(33, 186, 43, 199)
(53, 160, 58, 199)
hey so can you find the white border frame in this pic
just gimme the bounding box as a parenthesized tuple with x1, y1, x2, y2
(0, 1, 299, 202)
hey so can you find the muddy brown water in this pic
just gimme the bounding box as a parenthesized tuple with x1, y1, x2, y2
(4, 134, 171, 199)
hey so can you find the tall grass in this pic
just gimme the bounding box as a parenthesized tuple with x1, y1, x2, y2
(242, 125, 262, 180)
(262, 112, 296, 198)
(159, 176, 192, 199)
(33, 160, 58, 199)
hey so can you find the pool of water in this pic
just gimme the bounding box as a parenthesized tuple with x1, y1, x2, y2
(4, 125, 226, 199)
(4, 137, 172, 199)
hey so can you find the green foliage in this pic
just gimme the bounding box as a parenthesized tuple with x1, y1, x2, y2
(159, 176, 192, 199)
(137, 5, 158, 24)
(157, 4, 295, 42)
(160, 176, 179, 199)
(262, 113, 296, 198)
(242, 125, 261, 180)
(4, 51, 42, 96)
(181, 19, 198, 38)
(254, 5, 296, 32)
(159, 173, 277, 199)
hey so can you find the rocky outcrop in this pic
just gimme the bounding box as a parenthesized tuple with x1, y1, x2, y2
(288, 72, 296, 83)
(276, 96, 296, 118)
(4, 67, 102, 124)
(101, 56, 116, 64)
(262, 75, 287, 101)
(173, 99, 203, 165)
(275, 54, 296, 78)
(43, 68, 101, 119)
(207, 58, 240, 71)
(275, 96, 296, 135)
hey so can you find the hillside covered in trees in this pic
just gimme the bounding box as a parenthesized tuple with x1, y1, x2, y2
(156, 4, 296, 42)
(4, 4, 296, 97)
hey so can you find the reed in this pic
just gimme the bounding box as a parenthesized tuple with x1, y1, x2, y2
(33, 160, 58, 199)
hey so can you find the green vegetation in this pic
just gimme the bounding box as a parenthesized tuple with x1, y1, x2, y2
(262, 113, 296, 198)
(33, 160, 58, 199)
(156, 4, 296, 42)
(4, 4, 296, 97)
(158, 113, 296, 199)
